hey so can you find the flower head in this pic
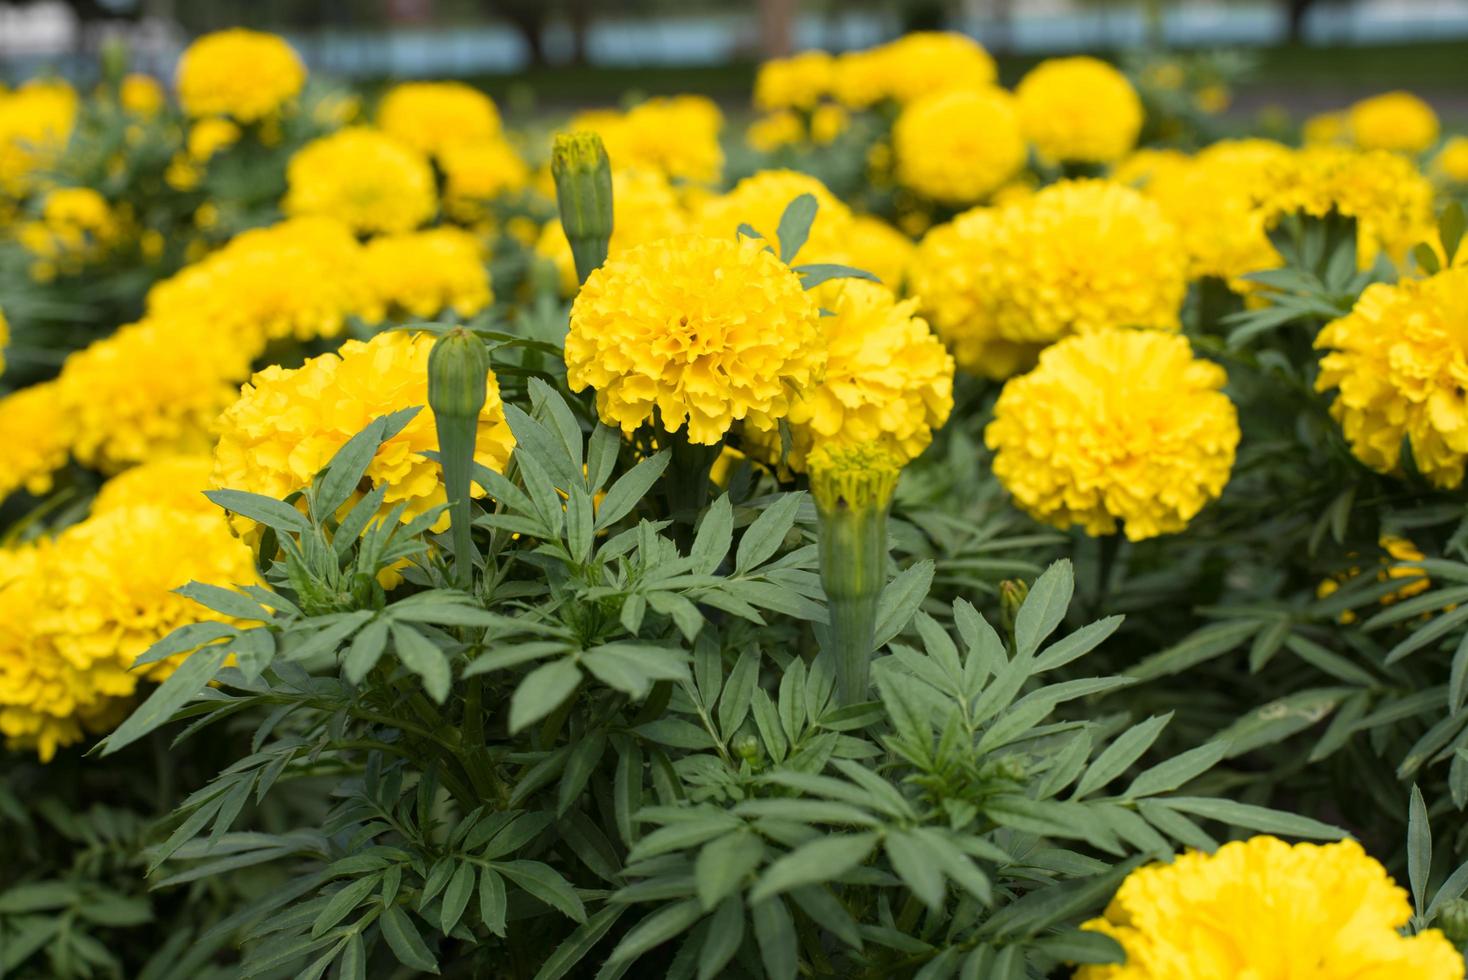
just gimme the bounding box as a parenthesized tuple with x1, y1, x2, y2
(1017, 56, 1142, 164)
(807, 442, 905, 514)
(440, 137, 530, 223)
(1434, 136, 1468, 185)
(92, 455, 217, 516)
(377, 81, 501, 158)
(283, 127, 437, 234)
(175, 29, 305, 122)
(1078, 837, 1464, 980)
(120, 74, 165, 116)
(0, 79, 78, 197)
(754, 51, 835, 111)
(18, 187, 122, 280)
(572, 96, 723, 185)
(834, 32, 996, 108)
(187, 117, 240, 161)
(893, 87, 1025, 204)
(1348, 90, 1439, 154)
(565, 234, 823, 444)
(694, 168, 853, 263)
(985, 330, 1239, 540)
(362, 227, 491, 321)
(0, 382, 72, 501)
(537, 167, 687, 294)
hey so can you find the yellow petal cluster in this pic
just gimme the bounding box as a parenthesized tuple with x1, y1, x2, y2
(119, 73, 165, 117)
(832, 32, 996, 108)
(174, 29, 305, 122)
(565, 234, 823, 444)
(92, 455, 217, 516)
(537, 167, 688, 294)
(694, 168, 852, 263)
(893, 87, 1025, 204)
(572, 96, 723, 185)
(440, 137, 530, 224)
(283, 127, 437, 234)
(212, 330, 515, 531)
(0, 79, 78, 197)
(377, 81, 501, 159)
(17, 187, 123, 280)
(1435, 136, 1468, 184)
(1316, 267, 1468, 488)
(362, 227, 492, 321)
(1078, 837, 1464, 980)
(1348, 90, 1440, 154)
(985, 330, 1239, 540)
(754, 51, 835, 111)
(0, 382, 73, 500)
(1016, 56, 1142, 165)
(744, 279, 954, 470)
(842, 215, 915, 293)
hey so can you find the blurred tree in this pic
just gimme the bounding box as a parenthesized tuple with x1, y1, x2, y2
(758, 0, 796, 57)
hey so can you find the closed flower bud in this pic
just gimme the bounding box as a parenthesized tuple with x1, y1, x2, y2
(428, 327, 490, 421)
(999, 579, 1029, 639)
(551, 132, 614, 284)
(1439, 898, 1468, 945)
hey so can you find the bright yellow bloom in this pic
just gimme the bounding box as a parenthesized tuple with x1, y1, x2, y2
(440, 137, 529, 223)
(187, 117, 240, 161)
(377, 81, 501, 160)
(1316, 267, 1468, 488)
(1348, 90, 1440, 154)
(0, 383, 72, 501)
(572, 96, 723, 185)
(1304, 110, 1349, 146)
(212, 330, 515, 532)
(809, 104, 848, 144)
(1435, 136, 1468, 184)
(806, 441, 904, 514)
(18, 187, 122, 280)
(565, 234, 823, 444)
(119, 73, 165, 116)
(0, 79, 78, 197)
(893, 87, 1025, 204)
(754, 51, 835, 111)
(986, 330, 1239, 540)
(1017, 56, 1142, 165)
(833, 32, 997, 108)
(843, 215, 915, 293)
(746, 111, 806, 152)
(92, 455, 217, 517)
(694, 168, 853, 263)
(1078, 837, 1464, 980)
(283, 127, 437, 235)
(175, 29, 305, 122)
(744, 279, 953, 470)
(362, 227, 492, 321)
(537, 167, 688, 295)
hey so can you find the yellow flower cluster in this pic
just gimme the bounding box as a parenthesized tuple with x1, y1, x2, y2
(212, 330, 515, 531)
(0, 383, 72, 500)
(283, 127, 437, 234)
(1316, 267, 1468, 488)
(745, 105, 849, 152)
(565, 234, 823, 444)
(174, 29, 306, 122)
(0, 79, 78, 198)
(1347, 90, 1440, 154)
(1317, 534, 1433, 623)
(362, 227, 492, 321)
(572, 96, 723, 185)
(93, 455, 216, 516)
(831, 32, 996, 108)
(754, 51, 835, 111)
(18, 187, 123, 281)
(986, 330, 1239, 540)
(1016, 56, 1142, 165)
(1078, 837, 1464, 980)
(694, 168, 851, 261)
(744, 279, 954, 470)
(1436, 136, 1468, 184)
(377, 81, 501, 159)
(440, 138, 530, 224)
(893, 87, 1025, 204)
(842, 215, 916, 294)
(537, 167, 688, 294)
(119, 74, 165, 117)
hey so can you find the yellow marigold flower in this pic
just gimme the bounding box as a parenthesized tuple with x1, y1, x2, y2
(1304, 110, 1349, 146)
(0, 79, 78, 197)
(58, 317, 251, 472)
(0, 382, 72, 501)
(833, 32, 996, 108)
(1435, 136, 1468, 184)
(810, 104, 848, 144)
(744, 279, 954, 470)
(806, 441, 904, 514)
(212, 330, 515, 532)
(378, 81, 502, 159)
(120, 73, 164, 116)
(754, 50, 834, 111)
(893, 87, 1025, 204)
(843, 215, 915, 293)
(440, 137, 529, 223)
(362, 227, 491, 321)
(1348, 90, 1439, 154)
(187, 117, 240, 161)
(985, 330, 1239, 540)
(283, 127, 437, 235)
(1016, 56, 1143, 165)
(92, 455, 216, 516)
(694, 168, 853, 263)
(537, 167, 688, 295)
(1316, 267, 1468, 488)
(175, 29, 305, 122)
(573, 96, 724, 185)
(746, 111, 806, 152)
(565, 234, 823, 444)
(1318, 534, 1435, 624)
(1078, 837, 1464, 980)
(18, 187, 122, 280)
(1111, 147, 1191, 188)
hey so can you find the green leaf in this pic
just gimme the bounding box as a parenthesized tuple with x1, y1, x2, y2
(1127, 620, 1259, 681)
(1409, 784, 1431, 915)
(343, 618, 389, 683)
(1124, 740, 1230, 798)
(131, 621, 238, 668)
(532, 906, 625, 980)
(750, 833, 879, 902)
(312, 875, 379, 938)
(204, 489, 311, 534)
(775, 193, 818, 264)
(313, 411, 413, 520)
(1015, 560, 1074, 658)
(379, 906, 440, 974)
(1440, 200, 1466, 264)
(874, 560, 934, 649)
(718, 648, 760, 738)
(1159, 797, 1344, 840)
(1033, 930, 1126, 965)
(479, 867, 507, 936)
(792, 263, 881, 289)
(607, 899, 704, 966)
(103, 641, 233, 754)
(1034, 615, 1123, 673)
(0, 881, 77, 913)
(583, 643, 690, 699)
(174, 582, 268, 622)
(596, 452, 670, 530)
(695, 830, 765, 910)
(691, 495, 733, 572)
(510, 659, 583, 734)
(559, 733, 608, 816)
(390, 623, 452, 703)
(736, 492, 803, 572)
(750, 898, 798, 980)
(440, 863, 476, 934)
(1075, 714, 1172, 799)
(497, 860, 587, 922)
(1414, 242, 1442, 275)
(885, 830, 946, 910)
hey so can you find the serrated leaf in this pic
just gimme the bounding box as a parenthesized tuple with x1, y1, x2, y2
(497, 860, 587, 922)
(1015, 560, 1074, 658)
(596, 452, 670, 530)
(1123, 740, 1229, 798)
(695, 830, 765, 911)
(1075, 714, 1172, 799)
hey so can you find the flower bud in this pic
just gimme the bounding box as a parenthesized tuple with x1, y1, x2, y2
(999, 579, 1029, 640)
(428, 328, 490, 422)
(1439, 898, 1468, 945)
(551, 132, 614, 285)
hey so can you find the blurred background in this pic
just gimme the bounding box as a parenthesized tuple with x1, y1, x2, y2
(2, 0, 1467, 116)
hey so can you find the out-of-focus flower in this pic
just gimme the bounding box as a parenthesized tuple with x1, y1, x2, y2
(1304, 110, 1349, 146)
(92, 455, 217, 516)
(1017, 56, 1142, 165)
(283, 127, 437, 235)
(1348, 91, 1440, 154)
(18, 187, 122, 281)
(893, 87, 1025, 204)
(1194, 83, 1231, 114)
(1078, 837, 1465, 980)
(536, 167, 687, 295)
(986, 330, 1239, 540)
(119, 73, 165, 116)
(378, 81, 502, 159)
(843, 214, 914, 293)
(362, 227, 492, 321)
(0, 382, 73, 501)
(187, 117, 240, 161)
(572, 96, 723, 185)
(175, 29, 305, 122)
(754, 51, 834, 111)
(810, 104, 848, 144)
(0, 79, 78, 197)
(1434, 136, 1468, 184)
(833, 32, 997, 108)
(565, 234, 823, 444)
(746, 111, 806, 152)
(439, 137, 530, 223)
(694, 168, 853, 263)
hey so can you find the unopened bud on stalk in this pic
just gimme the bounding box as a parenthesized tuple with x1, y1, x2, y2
(551, 132, 614, 286)
(999, 578, 1029, 642)
(1439, 898, 1468, 945)
(428, 328, 490, 589)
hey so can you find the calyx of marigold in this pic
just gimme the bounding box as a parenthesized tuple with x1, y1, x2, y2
(998, 578, 1029, 643)
(428, 328, 490, 588)
(551, 132, 614, 285)
(1439, 898, 1468, 945)
(810, 443, 903, 705)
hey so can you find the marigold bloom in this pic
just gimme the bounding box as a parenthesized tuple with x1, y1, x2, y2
(212, 330, 515, 531)
(1078, 837, 1464, 980)
(537, 167, 687, 295)
(0, 382, 72, 501)
(754, 51, 835, 111)
(1017, 56, 1142, 164)
(187, 117, 240, 161)
(893, 87, 1025, 204)
(1316, 267, 1468, 488)
(843, 215, 915, 293)
(572, 96, 723, 185)
(119, 73, 165, 116)
(1304, 110, 1349, 146)
(0, 79, 78, 197)
(362, 227, 491, 321)
(1348, 90, 1440, 154)
(18, 187, 122, 280)
(175, 29, 305, 122)
(440, 137, 530, 223)
(565, 234, 823, 444)
(986, 330, 1239, 540)
(694, 169, 853, 263)
(745, 111, 806, 152)
(1435, 136, 1468, 184)
(283, 127, 437, 235)
(92, 455, 217, 516)
(744, 279, 953, 470)
(833, 32, 996, 108)
(378, 81, 501, 158)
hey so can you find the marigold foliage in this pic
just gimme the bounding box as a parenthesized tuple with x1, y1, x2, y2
(283, 127, 437, 234)
(1316, 267, 1468, 488)
(212, 330, 515, 531)
(0, 79, 78, 197)
(1348, 90, 1440, 154)
(893, 87, 1026, 204)
(174, 28, 305, 122)
(1078, 837, 1465, 980)
(377, 81, 502, 158)
(537, 167, 688, 294)
(0, 304, 7, 376)
(565, 234, 823, 444)
(0, 382, 72, 500)
(985, 330, 1239, 540)
(1017, 56, 1143, 164)
(754, 51, 835, 111)
(362, 227, 491, 321)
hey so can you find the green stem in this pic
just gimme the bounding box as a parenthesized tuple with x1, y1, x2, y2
(819, 502, 888, 706)
(439, 423, 477, 589)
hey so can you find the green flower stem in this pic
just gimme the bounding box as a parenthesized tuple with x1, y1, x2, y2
(819, 498, 888, 706)
(428, 328, 491, 589)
